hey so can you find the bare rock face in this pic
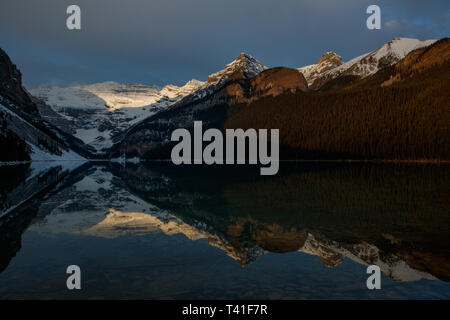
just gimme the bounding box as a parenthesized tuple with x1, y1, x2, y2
(248, 67, 308, 99)
(219, 67, 308, 104)
(316, 51, 343, 66)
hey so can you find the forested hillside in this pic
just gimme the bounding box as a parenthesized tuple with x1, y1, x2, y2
(225, 40, 450, 160)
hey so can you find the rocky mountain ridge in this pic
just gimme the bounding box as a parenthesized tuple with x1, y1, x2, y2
(0, 48, 88, 162)
(303, 37, 437, 90)
(297, 51, 343, 86)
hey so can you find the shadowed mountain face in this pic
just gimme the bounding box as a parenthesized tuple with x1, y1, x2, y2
(0, 48, 94, 161)
(0, 49, 39, 116)
(0, 48, 41, 161)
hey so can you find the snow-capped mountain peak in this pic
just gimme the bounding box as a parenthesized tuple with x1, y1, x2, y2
(298, 51, 343, 86)
(316, 51, 343, 65)
(337, 37, 437, 76)
(371, 37, 437, 61)
(206, 52, 267, 84)
(299, 37, 437, 89)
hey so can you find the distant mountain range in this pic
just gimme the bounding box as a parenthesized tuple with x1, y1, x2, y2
(31, 80, 204, 151)
(1, 37, 449, 161)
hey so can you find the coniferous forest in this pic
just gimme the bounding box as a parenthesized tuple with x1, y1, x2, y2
(225, 56, 450, 160)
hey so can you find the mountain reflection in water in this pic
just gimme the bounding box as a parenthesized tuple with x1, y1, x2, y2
(0, 162, 449, 299)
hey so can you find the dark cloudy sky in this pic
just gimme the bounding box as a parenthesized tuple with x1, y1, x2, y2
(0, 0, 448, 88)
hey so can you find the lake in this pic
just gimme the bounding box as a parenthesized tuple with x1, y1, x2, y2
(0, 162, 449, 299)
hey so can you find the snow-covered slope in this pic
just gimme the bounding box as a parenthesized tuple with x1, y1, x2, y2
(0, 103, 85, 162)
(27, 142, 85, 161)
(332, 38, 436, 77)
(32, 80, 204, 111)
(298, 38, 437, 89)
(30, 80, 205, 153)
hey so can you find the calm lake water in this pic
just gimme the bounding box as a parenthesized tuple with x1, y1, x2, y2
(0, 162, 449, 299)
